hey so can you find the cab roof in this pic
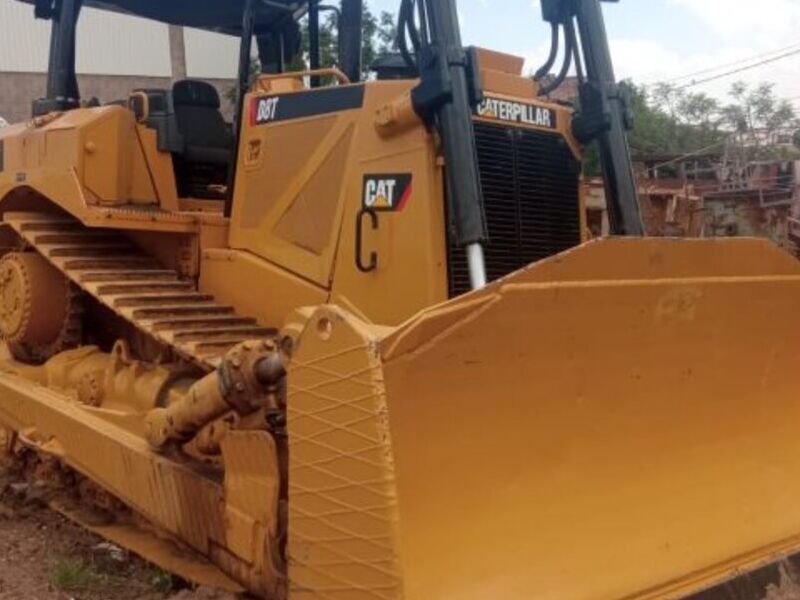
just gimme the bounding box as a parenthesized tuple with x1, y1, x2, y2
(19, 0, 307, 35)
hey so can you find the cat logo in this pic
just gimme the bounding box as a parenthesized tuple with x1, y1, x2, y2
(363, 174, 413, 212)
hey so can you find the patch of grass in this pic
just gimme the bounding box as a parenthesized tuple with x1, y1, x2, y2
(49, 557, 100, 592)
(147, 567, 177, 595)
(49, 551, 182, 598)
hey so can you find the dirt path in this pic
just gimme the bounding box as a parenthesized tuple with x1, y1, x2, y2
(0, 487, 240, 600)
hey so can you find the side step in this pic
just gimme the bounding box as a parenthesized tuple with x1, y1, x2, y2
(51, 499, 245, 594)
(3, 213, 273, 369)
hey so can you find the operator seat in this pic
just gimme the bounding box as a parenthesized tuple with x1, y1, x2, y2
(171, 79, 233, 198)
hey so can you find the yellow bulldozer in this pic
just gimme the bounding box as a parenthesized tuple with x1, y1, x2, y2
(1, 0, 800, 598)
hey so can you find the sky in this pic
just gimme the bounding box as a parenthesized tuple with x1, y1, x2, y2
(369, 0, 800, 107)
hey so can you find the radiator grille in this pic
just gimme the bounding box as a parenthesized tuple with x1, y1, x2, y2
(448, 122, 582, 297)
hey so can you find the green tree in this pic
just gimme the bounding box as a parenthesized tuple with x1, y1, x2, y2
(231, 3, 395, 101)
(584, 79, 800, 175)
(293, 3, 397, 78)
(581, 81, 725, 176)
(721, 82, 796, 134)
(360, 4, 398, 72)
(712, 80, 800, 187)
(376, 10, 398, 54)
(640, 80, 799, 162)
(646, 82, 723, 154)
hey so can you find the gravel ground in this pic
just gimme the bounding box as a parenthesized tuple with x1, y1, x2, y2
(0, 487, 240, 600)
(764, 580, 800, 600)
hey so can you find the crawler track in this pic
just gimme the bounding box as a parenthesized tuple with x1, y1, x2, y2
(3, 212, 274, 369)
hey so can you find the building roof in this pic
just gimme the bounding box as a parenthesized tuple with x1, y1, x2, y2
(17, 0, 307, 35)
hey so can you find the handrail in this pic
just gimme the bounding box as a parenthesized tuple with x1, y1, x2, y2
(254, 68, 351, 93)
(128, 91, 150, 123)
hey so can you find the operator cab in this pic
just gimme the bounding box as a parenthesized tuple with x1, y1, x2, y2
(132, 81, 233, 199)
(22, 0, 317, 203)
(171, 80, 233, 199)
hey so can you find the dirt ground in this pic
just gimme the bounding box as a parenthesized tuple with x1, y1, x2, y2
(1, 473, 799, 600)
(764, 577, 800, 600)
(0, 485, 242, 600)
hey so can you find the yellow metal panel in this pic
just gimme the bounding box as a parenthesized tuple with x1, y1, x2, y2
(329, 84, 449, 326)
(231, 97, 355, 285)
(82, 108, 133, 203)
(0, 108, 166, 221)
(135, 125, 180, 211)
(127, 138, 158, 204)
(221, 432, 281, 565)
(44, 129, 80, 171)
(230, 82, 449, 323)
(234, 116, 339, 230)
(273, 127, 355, 256)
(509, 236, 800, 283)
(199, 248, 327, 329)
(286, 306, 403, 600)
(377, 238, 800, 600)
(481, 68, 539, 100)
(473, 47, 526, 74)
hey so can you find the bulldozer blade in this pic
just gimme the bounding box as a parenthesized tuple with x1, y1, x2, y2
(286, 237, 800, 600)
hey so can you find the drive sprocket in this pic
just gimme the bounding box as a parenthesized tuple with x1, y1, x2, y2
(0, 252, 82, 363)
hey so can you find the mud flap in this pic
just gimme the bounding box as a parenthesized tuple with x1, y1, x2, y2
(287, 238, 800, 600)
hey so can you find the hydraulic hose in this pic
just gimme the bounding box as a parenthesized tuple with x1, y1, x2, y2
(539, 20, 574, 96)
(534, 22, 560, 81)
(397, 0, 421, 67)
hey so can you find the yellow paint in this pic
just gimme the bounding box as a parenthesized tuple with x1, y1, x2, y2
(4, 52, 786, 600)
(286, 238, 800, 600)
(199, 248, 327, 329)
(135, 124, 180, 211)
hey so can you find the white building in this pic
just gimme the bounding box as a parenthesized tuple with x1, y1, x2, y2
(0, 0, 241, 123)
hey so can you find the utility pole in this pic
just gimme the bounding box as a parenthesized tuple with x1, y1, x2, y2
(168, 25, 187, 82)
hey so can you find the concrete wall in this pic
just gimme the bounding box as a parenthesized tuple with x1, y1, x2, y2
(0, 72, 236, 124)
(0, 1, 239, 78)
(0, 0, 241, 124)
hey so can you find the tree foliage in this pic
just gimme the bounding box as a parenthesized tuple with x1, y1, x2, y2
(721, 82, 796, 134)
(227, 3, 395, 103)
(631, 82, 724, 157)
(583, 80, 800, 176)
(292, 3, 397, 77)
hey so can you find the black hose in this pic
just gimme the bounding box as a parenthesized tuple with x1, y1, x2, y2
(397, 1, 413, 66)
(416, 0, 429, 46)
(538, 19, 574, 97)
(406, 0, 421, 55)
(397, 0, 421, 68)
(534, 22, 560, 81)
